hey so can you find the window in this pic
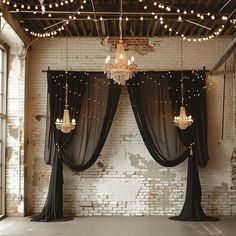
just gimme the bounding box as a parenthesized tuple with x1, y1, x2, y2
(0, 45, 7, 218)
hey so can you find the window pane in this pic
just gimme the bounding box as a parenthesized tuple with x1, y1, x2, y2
(0, 141, 2, 165)
(0, 50, 2, 73)
(0, 46, 6, 216)
(0, 165, 2, 214)
(0, 95, 2, 114)
(0, 166, 1, 188)
(0, 72, 3, 94)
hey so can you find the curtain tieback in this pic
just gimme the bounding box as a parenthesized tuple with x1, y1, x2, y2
(189, 143, 194, 156)
(56, 143, 60, 153)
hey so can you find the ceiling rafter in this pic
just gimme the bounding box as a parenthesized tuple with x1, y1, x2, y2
(1, 0, 235, 38)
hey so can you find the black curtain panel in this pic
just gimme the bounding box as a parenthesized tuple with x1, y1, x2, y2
(127, 71, 217, 221)
(168, 71, 209, 168)
(168, 70, 217, 221)
(32, 71, 120, 221)
(127, 72, 189, 167)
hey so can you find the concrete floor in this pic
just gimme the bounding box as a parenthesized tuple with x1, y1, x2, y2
(0, 216, 236, 236)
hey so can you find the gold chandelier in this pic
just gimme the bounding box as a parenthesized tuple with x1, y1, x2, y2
(55, 72, 76, 133)
(104, 1, 137, 85)
(55, 35, 76, 133)
(173, 40, 193, 130)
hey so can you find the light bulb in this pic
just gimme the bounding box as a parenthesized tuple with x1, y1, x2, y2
(178, 16, 182, 22)
(131, 55, 134, 62)
(105, 55, 110, 63)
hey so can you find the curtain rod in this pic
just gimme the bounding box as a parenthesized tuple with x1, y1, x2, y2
(41, 67, 208, 73)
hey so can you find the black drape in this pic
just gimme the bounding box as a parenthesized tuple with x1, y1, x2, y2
(168, 71, 209, 167)
(168, 70, 217, 221)
(128, 71, 217, 221)
(127, 72, 189, 167)
(32, 71, 120, 221)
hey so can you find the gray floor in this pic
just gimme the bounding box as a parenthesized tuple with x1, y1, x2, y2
(0, 216, 236, 236)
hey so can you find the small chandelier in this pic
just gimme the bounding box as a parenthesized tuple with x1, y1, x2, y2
(173, 106, 193, 130)
(55, 72, 76, 133)
(173, 40, 193, 130)
(104, 2, 137, 85)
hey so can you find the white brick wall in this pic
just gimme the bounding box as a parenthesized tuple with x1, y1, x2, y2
(21, 36, 236, 217)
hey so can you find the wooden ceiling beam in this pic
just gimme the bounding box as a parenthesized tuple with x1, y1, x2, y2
(79, 20, 87, 36)
(146, 21, 152, 36)
(71, 20, 80, 36)
(100, 20, 106, 36)
(139, 20, 143, 36)
(105, 20, 110, 36)
(0, 3, 31, 46)
(12, 10, 234, 19)
(151, 21, 158, 37)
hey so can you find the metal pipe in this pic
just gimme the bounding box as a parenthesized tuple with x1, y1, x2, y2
(219, 0, 232, 13)
(184, 19, 211, 30)
(210, 36, 236, 73)
(9, 10, 218, 16)
(90, 0, 100, 37)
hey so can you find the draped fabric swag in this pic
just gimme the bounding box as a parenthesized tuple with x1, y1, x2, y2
(32, 70, 217, 222)
(168, 71, 217, 221)
(32, 71, 121, 221)
(127, 71, 217, 221)
(127, 72, 188, 167)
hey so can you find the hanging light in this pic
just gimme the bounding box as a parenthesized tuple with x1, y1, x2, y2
(104, 0, 137, 85)
(173, 40, 193, 130)
(55, 35, 76, 133)
(55, 72, 76, 133)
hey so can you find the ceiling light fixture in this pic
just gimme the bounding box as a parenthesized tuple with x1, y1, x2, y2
(104, 0, 137, 85)
(55, 36, 76, 133)
(173, 40, 193, 129)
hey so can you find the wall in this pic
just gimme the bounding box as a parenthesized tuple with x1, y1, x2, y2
(23, 37, 236, 217)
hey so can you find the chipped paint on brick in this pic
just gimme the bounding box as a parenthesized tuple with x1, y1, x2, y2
(24, 37, 236, 217)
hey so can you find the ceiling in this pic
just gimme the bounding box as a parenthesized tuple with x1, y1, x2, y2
(1, 0, 236, 39)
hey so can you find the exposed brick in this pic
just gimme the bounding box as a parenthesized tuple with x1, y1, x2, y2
(6, 37, 236, 217)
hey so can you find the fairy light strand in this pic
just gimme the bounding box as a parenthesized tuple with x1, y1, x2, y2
(140, 0, 229, 23)
(27, 2, 88, 37)
(2, 0, 75, 10)
(2, 0, 231, 40)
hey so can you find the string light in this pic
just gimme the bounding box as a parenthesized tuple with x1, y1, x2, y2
(147, 0, 218, 21)
(157, 17, 225, 42)
(3, 0, 230, 40)
(3, 0, 74, 13)
(51, 70, 211, 126)
(27, 2, 87, 38)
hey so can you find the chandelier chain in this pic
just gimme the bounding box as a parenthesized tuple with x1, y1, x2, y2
(180, 39, 184, 107)
(55, 34, 76, 133)
(173, 39, 193, 130)
(65, 32, 69, 107)
(119, 0, 123, 40)
(65, 72, 69, 107)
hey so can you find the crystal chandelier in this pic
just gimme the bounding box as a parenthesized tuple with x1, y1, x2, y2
(173, 105, 193, 130)
(55, 72, 76, 133)
(104, 1, 137, 85)
(173, 40, 193, 130)
(55, 34, 76, 133)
